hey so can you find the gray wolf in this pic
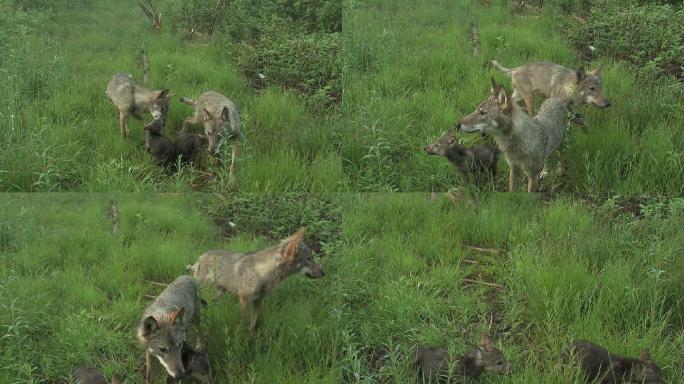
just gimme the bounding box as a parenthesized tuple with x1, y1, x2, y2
(187, 227, 324, 332)
(561, 340, 665, 383)
(457, 78, 569, 192)
(138, 275, 202, 383)
(144, 118, 176, 167)
(106, 73, 173, 137)
(73, 366, 121, 384)
(415, 334, 511, 383)
(491, 60, 610, 115)
(174, 133, 208, 164)
(180, 92, 240, 180)
(425, 128, 499, 184)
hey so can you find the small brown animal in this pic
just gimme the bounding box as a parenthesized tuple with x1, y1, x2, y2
(561, 340, 666, 383)
(106, 73, 173, 137)
(425, 128, 499, 184)
(416, 334, 511, 383)
(165, 340, 211, 383)
(144, 118, 176, 167)
(188, 227, 324, 331)
(491, 60, 610, 115)
(72, 366, 122, 384)
(174, 133, 208, 164)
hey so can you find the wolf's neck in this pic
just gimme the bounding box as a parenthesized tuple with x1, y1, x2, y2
(493, 106, 531, 148)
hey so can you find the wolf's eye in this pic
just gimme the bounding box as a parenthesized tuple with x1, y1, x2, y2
(496, 360, 504, 365)
(447, 138, 455, 145)
(159, 347, 168, 353)
(479, 109, 487, 116)
(589, 86, 596, 91)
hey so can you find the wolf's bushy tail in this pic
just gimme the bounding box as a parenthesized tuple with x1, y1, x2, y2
(180, 97, 196, 105)
(490, 60, 512, 73)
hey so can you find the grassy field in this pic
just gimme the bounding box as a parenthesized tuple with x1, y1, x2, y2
(342, 0, 684, 193)
(1, 193, 682, 383)
(0, 1, 344, 192)
(0, 193, 343, 383)
(339, 193, 684, 382)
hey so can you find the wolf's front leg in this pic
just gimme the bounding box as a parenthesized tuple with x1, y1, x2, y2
(249, 298, 262, 332)
(508, 166, 519, 192)
(145, 350, 154, 384)
(118, 110, 129, 137)
(527, 173, 539, 192)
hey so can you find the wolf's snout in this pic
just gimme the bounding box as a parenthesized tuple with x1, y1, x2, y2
(172, 370, 186, 379)
(306, 265, 324, 278)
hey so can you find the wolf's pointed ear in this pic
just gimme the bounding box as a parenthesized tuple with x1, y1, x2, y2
(157, 89, 171, 99)
(203, 108, 214, 121)
(591, 66, 602, 76)
(576, 67, 586, 82)
(283, 227, 306, 262)
(490, 77, 499, 94)
(497, 87, 511, 111)
(142, 316, 159, 336)
(170, 308, 185, 325)
(221, 106, 230, 121)
(638, 349, 652, 362)
(480, 334, 493, 348)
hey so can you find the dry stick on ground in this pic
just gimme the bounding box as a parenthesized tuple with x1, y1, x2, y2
(110, 198, 119, 235)
(470, 20, 480, 58)
(463, 259, 479, 265)
(463, 245, 501, 254)
(145, 280, 168, 287)
(140, 48, 151, 85)
(137, 0, 161, 32)
(462, 278, 504, 289)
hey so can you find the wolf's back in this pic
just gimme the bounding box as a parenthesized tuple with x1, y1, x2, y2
(142, 275, 200, 321)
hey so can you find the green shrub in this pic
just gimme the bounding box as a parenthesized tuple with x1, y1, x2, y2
(563, 0, 684, 77)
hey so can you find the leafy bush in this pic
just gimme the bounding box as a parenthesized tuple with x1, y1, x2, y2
(163, 0, 341, 107)
(562, 0, 684, 77)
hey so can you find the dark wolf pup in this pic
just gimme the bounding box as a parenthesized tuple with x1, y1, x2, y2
(416, 334, 511, 383)
(188, 227, 324, 331)
(144, 118, 176, 167)
(425, 128, 499, 184)
(491, 60, 610, 115)
(138, 275, 202, 383)
(72, 366, 122, 384)
(106, 73, 173, 137)
(561, 340, 666, 383)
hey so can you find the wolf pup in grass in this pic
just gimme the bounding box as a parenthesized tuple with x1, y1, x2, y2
(144, 118, 176, 167)
(188, 227, 324, 332)
(491, 60, 610, 115)
(165, 340, 211, 383)
(106, 73, 173, 138)
(174, 133, 208, 164)
(425, 128, 499, 184)
(180, 91, 240, 181)
(138, 275, 202, 383)
(561, 340, 666, 383)
(72, 366, 121, 384)
(458, 78, 569, 192)
(415, 334, 511, 383)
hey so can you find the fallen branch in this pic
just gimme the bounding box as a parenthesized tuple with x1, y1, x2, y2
(462, 259, 479, 265)
(143, 294, 157, 300)
(140, 48, 150, 84)
(145, 280, 168, 287)
(462, 278, 504, 289)
(110, 198, 119, 235)
(470, 20, 480, 58)
(463, 245, 500, 254)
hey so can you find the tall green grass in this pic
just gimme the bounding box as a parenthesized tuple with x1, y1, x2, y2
(0, 1, 344, 192)
(342, 0, 684, 193)
(338, 193, 684, 382)
(0, 193, 343, 383)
